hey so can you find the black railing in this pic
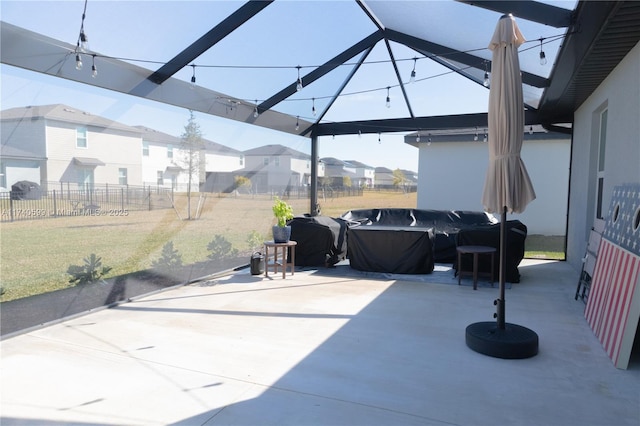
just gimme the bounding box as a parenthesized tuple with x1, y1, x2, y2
(1, 184, 173, 222)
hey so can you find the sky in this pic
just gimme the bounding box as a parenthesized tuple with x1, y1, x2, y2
(0, 1, 567, 172)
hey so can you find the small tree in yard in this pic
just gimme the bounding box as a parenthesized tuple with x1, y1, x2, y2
(180, 110, 205, 220)
(235, 175, 252, 194)
(392, 168, 408, 193)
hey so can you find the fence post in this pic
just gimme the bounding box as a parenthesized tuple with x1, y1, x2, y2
(53, 190, 57, 217)
(121, 188, 124, 211)
(148, 187, 152, 211)
(9, 196, 14, 222)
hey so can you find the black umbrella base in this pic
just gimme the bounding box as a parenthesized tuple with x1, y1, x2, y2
(466, 321, 538, 359)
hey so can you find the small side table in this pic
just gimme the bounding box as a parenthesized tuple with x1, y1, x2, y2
(264, 241, 297, 279)
(456, 245, 496, 290)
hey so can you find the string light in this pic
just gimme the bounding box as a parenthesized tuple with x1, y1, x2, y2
(529, 126, 534, 135)
(253, 100, 259, 118)
(76, 0, 89, 53)
(295, 116, 299, 131)
(474, 126, 479, 141)
(378, 132, 381, 143)
(296, 65, 303, 91)
(416, 130, 421, 142)
(539, 38, 547, 65)
(410, 57, 417, 83)
(483, 132, 488, 142)
(358, 130, 362, 138)
(91, 55, 97, 78)
(483, 61, 490, 87)
(312, 98, 316, 116)
(75, 53, 83, 70)
(190, 64, 196, 88)
(385, 87, 391, 108)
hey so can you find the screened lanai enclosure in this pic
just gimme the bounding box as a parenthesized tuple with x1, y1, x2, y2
(2, 0, 638, 329)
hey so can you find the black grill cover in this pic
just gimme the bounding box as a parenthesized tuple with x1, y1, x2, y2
(289, 216, 348, 266)
(10, 180, 41, 200)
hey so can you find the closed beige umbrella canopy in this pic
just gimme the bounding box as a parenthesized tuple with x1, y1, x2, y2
(482, 14, 536, 214)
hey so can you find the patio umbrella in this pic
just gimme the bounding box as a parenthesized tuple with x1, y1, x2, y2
(466, 14, 538, 359)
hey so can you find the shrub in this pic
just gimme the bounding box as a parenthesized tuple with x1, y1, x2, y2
(151, 241, 183, 272)
(207, 235, 239, 260)
(246, 230, 264, 252)
(67, 254, 112, 286)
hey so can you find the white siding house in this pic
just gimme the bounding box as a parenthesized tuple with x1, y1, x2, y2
(243, 144, 320, 193)
(136, 125, 193, 191)
(343, 160, 376, 188)
(566, 40, 640, 269)
(408, 129, 571, 235)
(1, 105, 142, 189)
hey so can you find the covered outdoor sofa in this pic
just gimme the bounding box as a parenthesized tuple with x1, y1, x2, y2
(340, 208, 527, 281)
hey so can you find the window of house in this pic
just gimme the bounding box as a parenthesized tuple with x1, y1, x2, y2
(76, 127, 88, 148)
(167, 144, 173, 159)
(596, 108, 608, 219)
(263, 157, 269, 166)
(239, 155, 244, 166)
(274, 157, 280, 167)
(119, 168, 128, 185)
(142, 141, 149, 156)
(77, 168, 94, 190)
(157, 171, 163, 185)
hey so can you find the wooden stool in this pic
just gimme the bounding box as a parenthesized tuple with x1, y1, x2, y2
(456, 245, 496, 290)
(264, 241, 297, 279)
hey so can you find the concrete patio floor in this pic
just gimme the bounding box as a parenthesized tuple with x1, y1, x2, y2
(1, 259, 639, 426)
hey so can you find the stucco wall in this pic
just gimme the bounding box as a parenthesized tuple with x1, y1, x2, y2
(416, 137, 570, 235)
(566, 41, 640, 269)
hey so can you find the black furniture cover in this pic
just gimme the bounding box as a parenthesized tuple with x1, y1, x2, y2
(341, 208, 495, 263)
(348, 225, 435, 274)
(455, 220, 527, 283)
(10, 180, 41, 200)
(289, 216, 348, 266)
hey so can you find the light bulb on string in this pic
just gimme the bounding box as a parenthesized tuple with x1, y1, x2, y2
(253, 100, 259, 118)
(378, 132, 381, 144)
(296, 66, 303, 91)
(358, 130, 362, 138)
(539, 38, 547, 65)
(79, 29, 89, 52)
(483, 61, 490, 87)
(410, 57, 417, 83)
(416, 131, 421, 143)
(312, 98, 316, 116)
(75, 53, 83, 70)
(295, 116, 299, 131)
(529, 126, 534, 135)
(385, 87, 391, 108)
(483, 132, 488, 142)
(91, 55, 97, 78)
(190, 64, 196, 88)
(474, 126, 479, 141)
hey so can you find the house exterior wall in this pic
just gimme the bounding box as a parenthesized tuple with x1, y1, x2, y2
(416, 137, 570, 235)
(45, 120, 142, 187)
(204, 152, 243, 173)
(0, 118, 47, 187)
(566, 41, 640, 269)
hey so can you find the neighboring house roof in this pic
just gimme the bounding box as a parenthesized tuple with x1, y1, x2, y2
(134, 125, 181, 145)
(320, 157, 346, 166)
(375, 167, 393, 174)
(344, 160, 374, 169)
(1, 104, 141, 134)
(202, 139, 242, 156)
(244, 144, 310, 160)
(0, 145, 46, 160)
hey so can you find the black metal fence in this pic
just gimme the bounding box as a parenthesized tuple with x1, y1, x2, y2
(1, 184, 173, 222)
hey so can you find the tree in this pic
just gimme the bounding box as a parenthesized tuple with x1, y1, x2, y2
(180, 111, 204, 219)
(392, 168, 408, 192)
(234, 175, 252, 194)
(342, 175, 352, 188)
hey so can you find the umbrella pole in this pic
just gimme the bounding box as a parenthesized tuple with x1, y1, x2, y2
(497, 206, 507, 329)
